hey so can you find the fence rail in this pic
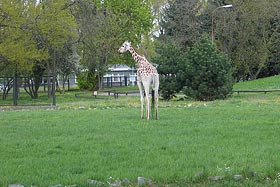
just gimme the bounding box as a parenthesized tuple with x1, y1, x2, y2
(233, 89, 280, 94)
(0, 76, 56, 106)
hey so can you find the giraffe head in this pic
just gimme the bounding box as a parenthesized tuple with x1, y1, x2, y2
(118, 41, 131, 53)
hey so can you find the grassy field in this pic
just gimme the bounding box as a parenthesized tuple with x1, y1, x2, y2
(233, 75, 280, 90)
(1, 77, 280, 186)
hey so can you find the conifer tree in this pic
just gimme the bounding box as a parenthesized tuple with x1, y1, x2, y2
(184, 36, 233, 101)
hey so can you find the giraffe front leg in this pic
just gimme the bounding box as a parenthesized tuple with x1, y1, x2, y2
(137, 80, 144, 119)
(141, 94, 145, 119)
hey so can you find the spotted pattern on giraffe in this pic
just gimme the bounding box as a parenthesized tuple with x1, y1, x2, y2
(130, 48, 158, 77)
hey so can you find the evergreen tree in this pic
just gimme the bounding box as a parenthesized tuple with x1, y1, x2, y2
(184, 36, 233, 101)
(153, 42, 186, 100)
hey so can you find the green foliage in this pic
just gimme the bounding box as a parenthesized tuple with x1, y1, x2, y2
(214, 0, 280, 80)
(160, 0, 202, 50)
(259, 7, 280, 78)
(153, 42, 186, 100)
(0, 0, 78, 100)
(0, 0, 47, 74)
(35, 0, 77, 49)
(106, 0, 153, 42)
(77, 70, 97, 91)
(184, 36, 233, 101)
(75, 0, 154, 89)
(157, 0, 280, 81)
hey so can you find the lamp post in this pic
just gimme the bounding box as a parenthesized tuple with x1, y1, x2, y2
(211, 4, 233, 44)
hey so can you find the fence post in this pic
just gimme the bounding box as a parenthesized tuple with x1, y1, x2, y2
(52, 92, 56, 106)
(13, 71, 18, 106)
(52, 76, 56, 106)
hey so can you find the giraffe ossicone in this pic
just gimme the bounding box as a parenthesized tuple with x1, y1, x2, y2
(118, 41, 159, 120)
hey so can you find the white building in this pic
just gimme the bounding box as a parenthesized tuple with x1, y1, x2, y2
(103, 64, 137, 87)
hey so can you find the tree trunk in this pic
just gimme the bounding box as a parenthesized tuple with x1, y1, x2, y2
(47, 60, 52, 98)
(98, 54, 108, 90)
(2, 78, 13, 100)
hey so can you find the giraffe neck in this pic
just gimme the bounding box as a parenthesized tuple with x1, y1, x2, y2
(129, 47, 143, 65)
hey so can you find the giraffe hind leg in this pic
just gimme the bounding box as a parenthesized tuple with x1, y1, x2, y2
(137, 80, 144, 119)
(153, 74, 159, 120)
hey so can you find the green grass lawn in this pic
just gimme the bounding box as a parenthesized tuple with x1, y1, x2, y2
(1, 77, 280, 186)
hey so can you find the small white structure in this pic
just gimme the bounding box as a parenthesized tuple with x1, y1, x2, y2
(103, 64, 137, 87)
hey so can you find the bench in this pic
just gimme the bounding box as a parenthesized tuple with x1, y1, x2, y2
(113, 91, 139, 99)
(103, 90, 116, 96)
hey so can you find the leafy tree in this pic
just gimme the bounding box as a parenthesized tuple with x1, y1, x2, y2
(257, 1, 280, 77)
(34, 0, 78, 97)
(0, 0, 77, 100)
(184, 36, 233, 101)
(0, 0, 47, 75)
(0, 0, 48, 100)
(214, 0, 280, 80)
(74, 0, 154, 90)
(159, 0, 204, 50)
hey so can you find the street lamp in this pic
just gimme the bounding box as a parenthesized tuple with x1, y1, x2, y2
(211, 4, 233, 44)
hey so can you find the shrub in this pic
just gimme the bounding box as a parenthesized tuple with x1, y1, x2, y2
(183, 36, 233, 101)
(77, 70, 97, 90)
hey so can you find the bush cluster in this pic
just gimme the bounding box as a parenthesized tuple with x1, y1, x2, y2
(154, 36, 233, 101)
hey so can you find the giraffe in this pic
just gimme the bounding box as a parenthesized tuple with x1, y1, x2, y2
(118, 41, 159, 120)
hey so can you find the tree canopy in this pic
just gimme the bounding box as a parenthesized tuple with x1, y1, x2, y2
(212, 0, 280, 80)
(72, 0, 154, 89)
(0, 0, 47, 74)
(1, 0, 280, 101)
